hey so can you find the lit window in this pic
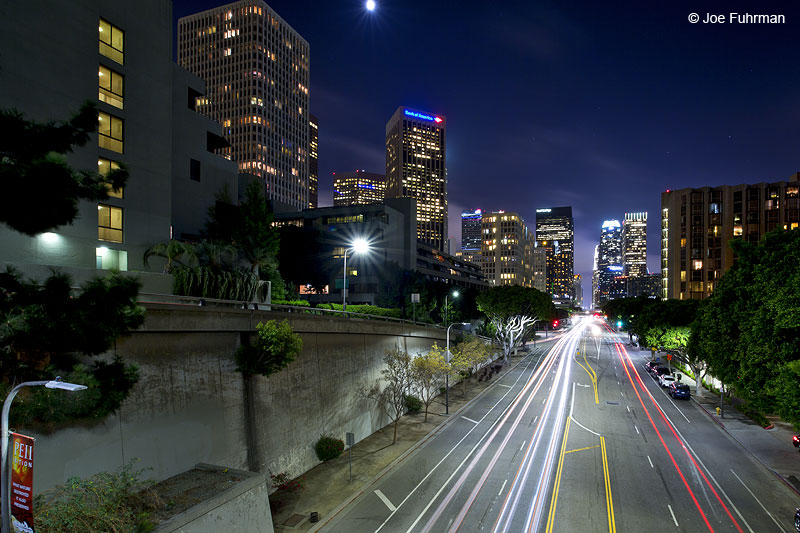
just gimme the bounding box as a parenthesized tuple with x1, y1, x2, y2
(99, 18, 124, 64)
(98, 112, 123, 153)
(98, 204, 123, 242)
(98, 158, 123, 198)
(98, 65, 123, 109)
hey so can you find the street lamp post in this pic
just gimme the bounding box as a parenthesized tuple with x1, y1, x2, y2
(445, 321, 468, 415)
(2, 378, 87, 533)
(443, 290, 459, 326)
(342, 238, 369, 312)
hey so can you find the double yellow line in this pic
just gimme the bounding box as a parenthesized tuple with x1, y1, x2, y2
(574, 338, 599, 404)
(601, 436, 616, 532)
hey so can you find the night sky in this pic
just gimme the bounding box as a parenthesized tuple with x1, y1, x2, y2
(173, 0, 800, 302)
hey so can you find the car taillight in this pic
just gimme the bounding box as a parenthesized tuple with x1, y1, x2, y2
(793, 435, 799, 444)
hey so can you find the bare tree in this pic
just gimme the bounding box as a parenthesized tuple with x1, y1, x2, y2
(362, 347, 414, 444)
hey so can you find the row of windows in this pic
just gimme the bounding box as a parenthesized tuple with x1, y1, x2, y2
(99, 18, 124, 245)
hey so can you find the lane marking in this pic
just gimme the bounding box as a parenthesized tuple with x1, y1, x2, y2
(545, 417, 571, 533)
(634, 425, 640, 435)
(519, 440, 526, 451)
(569, 416, 601, 437)
(626, 405, 631, 413)
(498, 479, 507, 497)
(375, 489, 396, 512)
(647, 455, 654, 468)
(564, 444, 600, 455)
(461, 416, 478, 425)
(601, 436, 616, 533)
(668, 504, 679, 527)
(730, 469, 780, 533)
(498, 384, 512, 388)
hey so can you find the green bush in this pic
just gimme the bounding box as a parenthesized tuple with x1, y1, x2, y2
(273, 299, 310, 307)
(172, 266, 259, 301)
(315, 435, 345, 462)
(315, 303, 401, 318)
(405, 394, 423, 414)
(34, 460, 159, 532)
(235, 320, 303, 377)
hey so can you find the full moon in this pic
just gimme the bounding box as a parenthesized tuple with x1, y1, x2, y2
(366, 0, 376, 11)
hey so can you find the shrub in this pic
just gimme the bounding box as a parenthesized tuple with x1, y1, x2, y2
(235, 320, 303, 377)
(34, 459, 159, 533)
(270, 471, 305, 493)
(273, 299, 310, 307)
(315, 435, 345, 462)
(316, 303, 401, 318)
(405, 394, 422, 414)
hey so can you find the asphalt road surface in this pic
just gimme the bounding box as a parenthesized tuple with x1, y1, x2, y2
(320, 318, 798, 532)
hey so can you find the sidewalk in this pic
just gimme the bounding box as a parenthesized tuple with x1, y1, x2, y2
(270, 347, 541, 532)
(634, 345, 800, 496)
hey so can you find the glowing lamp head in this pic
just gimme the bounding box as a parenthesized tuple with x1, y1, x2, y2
(351, 238, 369, 255)
(366, 0, 376, 11)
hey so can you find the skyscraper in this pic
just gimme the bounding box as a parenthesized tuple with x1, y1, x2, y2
(459, 209, 483, 266)
(332, 171, 386, 206)
(535, 207, 574, 301)
(622, 212, 648, 277)
(178, 0, 310, 211)
(480, 212, 533, 287)
(385, 107, 447, 251)
(594, 219, 623, 307)
(309, 114, 318, 208)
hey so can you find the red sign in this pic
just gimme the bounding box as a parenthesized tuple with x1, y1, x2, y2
(666, 354, 672, 361)
(11, 432, 35, 533)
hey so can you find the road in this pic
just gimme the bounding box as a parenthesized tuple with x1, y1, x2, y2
(319, 318, 798, 532)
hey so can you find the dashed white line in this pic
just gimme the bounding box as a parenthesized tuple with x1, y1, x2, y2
(519, 440, 526, 451)
(626, 405, 631, 413)
(461, 416, 478, 425)
(634, 425, 640, 435)
(498, 479, 508, 497)
(647, 455, 654, 468)
(498, 384, 512, 388)
(667, 504, 678, 527)
(375, 489, 396, 512)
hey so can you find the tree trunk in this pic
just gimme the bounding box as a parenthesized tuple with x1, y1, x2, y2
(392, 417, 399, 444)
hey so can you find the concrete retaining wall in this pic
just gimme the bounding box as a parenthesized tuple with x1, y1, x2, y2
(30, 305, 446, 492)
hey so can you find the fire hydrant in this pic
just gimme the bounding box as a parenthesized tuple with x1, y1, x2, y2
(716, 406, 721, 416)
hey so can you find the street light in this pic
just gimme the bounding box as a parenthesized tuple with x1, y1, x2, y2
(443, 290, 459, 325)
(342, 238, 369, 312)
(2, 377, 87, 533)
(445, 321, 468, 415)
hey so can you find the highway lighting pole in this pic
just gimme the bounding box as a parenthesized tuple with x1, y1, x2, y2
(342, 238, 369, 312)
(2, 378, 87, 533)
(445, 321, 468, 415)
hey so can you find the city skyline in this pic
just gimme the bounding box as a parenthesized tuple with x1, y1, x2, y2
(173, 0, 800, 300)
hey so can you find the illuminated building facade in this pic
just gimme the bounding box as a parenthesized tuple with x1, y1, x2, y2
(573, 274, 583, 308)
(178, 0, 310, 211)
(309, 114, 318, 208)
(535, 206, 574, 300)
(332, 171, 386, 206)
(622, 212, 648, 278)
(594, 219, 623, 307)
(532, 247, 547, 293)
(480, 212, 533, 287)
(661, 175, 800, 299)
(385, 106, 447, 251)
(460, 209, 483, 265)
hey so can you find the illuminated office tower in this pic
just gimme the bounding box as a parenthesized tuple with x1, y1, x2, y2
(594, 219, 623, 306)
(573, 274, 583, 308)
(459, 209, 482, 264)
(532, 247, 547, 293)
(480, 212, 533, 287)
(622, 212, 648, 277)
(535, 207, 574, 300)
(385, 106, 447, 251)
(309, 114, 318, 208)
(332, 171, 386, 206)
(178, 0, 310, 211)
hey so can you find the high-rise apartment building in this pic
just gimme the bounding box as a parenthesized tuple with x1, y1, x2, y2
(661, 176, 799, 299)
(535, 206, 574, 300)
(594, 219, 623, 307)
(385, 107, 447, 251)
(622, 212, 648, 277)
(178, 0, 310, 211)
(308, 114, 318, 208)
(332, 171, 386, 206)
(481, 212, 533, 286)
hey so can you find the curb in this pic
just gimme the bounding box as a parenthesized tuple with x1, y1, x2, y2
(307, 345, 549, 532)
(691, 397, 800, 498)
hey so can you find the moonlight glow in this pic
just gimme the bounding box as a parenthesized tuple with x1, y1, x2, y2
(366, 0, 376, 11)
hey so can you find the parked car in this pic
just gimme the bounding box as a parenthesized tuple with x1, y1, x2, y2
(653, 367, 671, 378)
(659, 374, 676, 388)
(669, 382, 691, 399)
(793, 435, 799, 448)
(644, 361, 660, 374)
(794, 508, 800, 532)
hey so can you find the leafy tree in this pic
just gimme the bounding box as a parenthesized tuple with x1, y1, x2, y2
(411, 344, 449, 421)
(143, 240, 197, 274)
(0, 269, 144, 426)
(362, 347, 414, 444)
(0, 102, 128, 235)
(450, 335, 493, 395)
(689, 229, 800, 425)
(235, 319, 302, 377)
(476, 285, 554, 362)
(236, 181, 279, 277)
